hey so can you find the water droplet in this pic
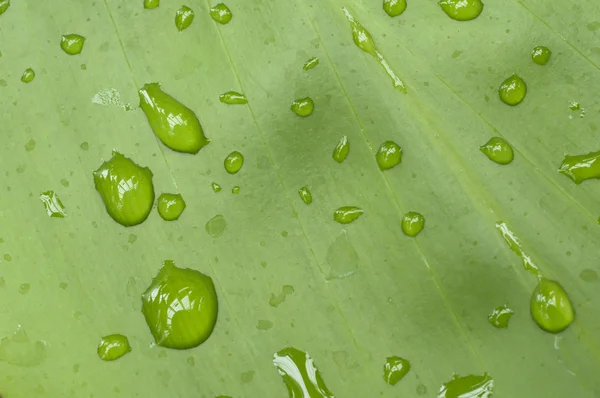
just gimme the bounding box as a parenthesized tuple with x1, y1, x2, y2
(175, 6, 194, 31)
(19, 283, 30, 294)
(269, 285, 294, 307)
(376, 141, 402, 170)
(383, 356, 411, 385)
(139, 83, 209, 154)
(383, 0, 407, 17)
(80, 63, 87, 70)
(487, 304, 514, 328)
(92, 88, 131, 111)
(0, 0, 10, 16)
(273, 347, 334, 397)
(291, 97, 314, 117)
(303, 57, 319, 71)
(219, 91, 247, 105)
(531, 45, 551, 65)
(205, 214, 227, 238)
(232, 186, 240, 194)
(558, 150, 600, 184)
(416, 384, 427, 395)
(479, 137, 514, 165)
(80, 142, 89, 151)
(93, 152, 155, 227)
(438, 373, 493, 397)
(24, 139, 36, 152)
(157, 193, 186, 221)
(128, 234, 137, 244)
(324, 231, 358, 280)
(298, 186, 313, 205)
(224, 151, 244, 174)
(332, 136, 350, 163)
(241, 370, 255, 383)
(495, 222, 542, 278)
(141, 260, 218, 349)
(531, 279, 574, 333)
(3, 254, 10, 261)
(211, 182, 222, 192)
(60, 179, 69, 187)
(498, 74, 527, 106)
(343, 8, 407, 92)
(60, 34, 85, 55)
(401, 211, 425, 237)
(257, 320, 273, 330)
(20, 68, 35, 83)
(144, 0, 159, 9)
(39, 191, 66, 218)
(333, 206, 363, 224)
(281, 230, 288, 237)
(0, 325, 46, 367)
(210, 3, 233, 25)
(97, 334, 131, 361)
(438, 0, 483, 21)
(580, 268, 598, 282)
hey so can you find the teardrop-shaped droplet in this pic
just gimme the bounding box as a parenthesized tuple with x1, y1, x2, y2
(273, 347, 334, 398)
(531, 46, 551, 65)
(530, 279, 574, 333)
(376, 141, 402, 170)
(479, 137, 514, 165)
(291, 97, 314, 117)
(438, 373, 494, 397)
(97, 334, 131, 361)
(144, 0, 159, 9)
(157, 193, 186, 221)
(487, 304, 514, 328)
(438, 0, 484, 21)
(175, 6, 194, 31)
(383, 0, 407, 17)
(298, 186, 313, 205)
(401, 211, 424, 237)
(333, 206, 363, 224)
(60, 34, 86, 55)
(219, 91, 247, 105)
(332, 136, 350, 163)
(303, 57, 319, 71)
(93, 151, 155, 227)
(232, 186, 240, 194)
(498, 74, 527, 106)
(383, 356, 411, 385)
(141, 261, 218, 349)
(0, 0, 10, 16)
(139, 83, 209, 154)
(210, 3, 233, 24)
(558, 150, 600, 184)
(224, 151, 244, 174)
(21, 68, 35, 83)
(211, 182, 222, 193)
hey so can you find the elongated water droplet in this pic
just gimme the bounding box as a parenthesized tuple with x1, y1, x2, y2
(438, 0, 483, 21)
(139, 83, 209, 154)
(210, 3, 233, 24)
(0, 0, 10, 16)
(232, 186, 240, 194)
(334, 206, 363, 224)
(376, 140, 402, 170)
(205, 214, 227, 238)
(211, 182, 222, 193)
(224, 151, 244, 174)
(39, 191, 66, 218)
(219, 91, 247, 105)
(298, 186, 313, 205)
(157, 193, 186, 221)
(531, 46, 551, 65)
(332, 136, 350, 163)
(269, 285, 294, 308)
(438, 373, 494, 397)
(273, 347, 334, 398)
(144, 0, 159, 9)
(142, 261, 218, 349)
(498, 74, 527, 106)
(0, 325, 47, 367)
(97, 334, 131, 361)
(175, 6, 194, 31)
(558, 150, 600, 184)
(383, 0, 407, 17)
(93, 152, 155, 227)
(401, 211, 424, 237)
(291, 97, 314, 117)
(495, 221, 542, 279)
(479, 137, 514, 165)
(303, 57, 319, 71)
(487, 304, 514, 328)
(383, 356, 411, 385)
(325, 230, 358, 280)
(60, 34, 85, 55)
(21, 68, 35, 83)
(531, 279, 574, 333)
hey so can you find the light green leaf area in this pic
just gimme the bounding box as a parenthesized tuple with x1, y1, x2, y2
(0, 0, 599, 397)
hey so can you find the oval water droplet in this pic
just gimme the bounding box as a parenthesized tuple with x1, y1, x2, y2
(205, 214, 227, 238)
(21, 68, 35, 83)
(219, 91, 247, 105)
(211, 182, 222, 193)
(487, 304, 514, 328)
(498, 74, 527, 106)
(333, 206, 363, 224)
(303, 57, 319, 71)
(558, 150, 600, 184)
(383, 356, 411, 385)
(383, 0, 407, 17)
(438, 0, 484, 21)
(97, 334, 131, 361)
(376, 141, 402, 170)
(139, 83, 209, 154)
(273, 347, 334, 397)
(325, 230, 359, 280)
(224, 151, 244, 174)
(157, 193, 186, 221)
(530, 279, 574, 333)
(332, 136, 350, 163)
(175, 6, 194, 31)
(580, 268, 598, 282)
(60, 34, 86, 55)
(210, 3, 233, 24)
(39, 191, 66, 218)
(0, 0, 10, 16)
(144, 0, 159, 9)
(142, 261, 218, 349)
(401, 211, 424, 237)
(479, 137, 514, 165)
(298, 186, 313, 205)
(231, 186, 240, 194)
(531, 45, 551, 65)
(438, 373, 494, 397)
(93, 152, 155, 227)
(291, 97, 314, 117)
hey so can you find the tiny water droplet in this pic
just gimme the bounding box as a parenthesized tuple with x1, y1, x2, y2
(19, 283, 30, 295)
(291, 97, 314, 117)
(558, 150, 600, 184)
(20, 68, 35, 83)
(60, 34, 86, 55)
(211, 182, 222, 193)
(24, 139, 36, 152)
(0, 325, 47, 367)
(438, 0, 483, 21)
(0, 0, 10, 16)
(205, 214, 227, 238)
(298, 186, 313, 205)
(333, 206, 363, 224)
(383, 356, 410, 385)
(4, 254, 11, 261)
(144, 0, 159, 9)
(80, 63, 87, 70)
(332, 136, 350, 163)
(97, 334, 131, 361)
(157, 193, 186, 221)
(257, 319, 273, 330)
(273, 347, 334, 397)
(303, 57, 319, 71)
(376, 141, 402, 170)
(232, 186, 240, 194)
(210, 3, 233, 25)
(479, 137, 514, 165)
(142, 260, 218, 349)
(224, 151, 244, 174)
(498, 74, 527, 106)
(175, 6, 194, 31)
(80, 142, 89, 151)
(60, 179, 70, 187)
(219, 91, 247, 105)
(325, 230, 359, 280)
(383, 0, 407, 17)
(269, 285, 294, 307)
(128, 234, 137, 244)
(569, 101, 580, 111)
(241, 370, 255, 383)
(487, 304, 514, 328)
(531, 46, 551, 65)
(530, 279, 574, 333)
(39, 191, 66, 218)
(401, 211, 424, 237)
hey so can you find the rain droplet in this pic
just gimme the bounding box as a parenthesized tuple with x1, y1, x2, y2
(438, 0, 484, 21)
(144, 0, 159, 9)
(269, 285, 294, 308)
(558, 150, 600, 184)
(325, 230, 359, 280)
(175, 6, 194, 31)
(20, 68, 35, 83)
(273, 347, 334, 397)
(487, 304, 514, 328)
(383, 0, 407, 17)
(438, 373, 494, 397)
(157, 193, 186, 221)
(97, 334, 131, 361)
(332, 136, 350, 163)
(383, 356, 411, 385)
(498, 74, 527, 106)
(60, 34, 86, 55)
(291, 97, 314, 117)
(211, 182, 222, 193)
(479, 137, 514, 165)
(298, 186, 313, 205)
(579, 268, 598, 282)
(530, 279, 574, 333)
(376, 141, 402, 170)
(401, 211, 425, 237)
(24, 139, 36, 152)
(224, 151, 244, 174)
(205, 214, 227, 238)
(303, 57, 319, 71)
(0, 0, 10, 16)
(531, 46, 551, 65)
(257, 320, 273, 330)
(232, 186, 240, 194)
(39, 191, 66, 218)
(333, 206, 363, 224)
(210, 3, 233, 25)
(219, 91, 247, 105)
(0, 325, 47, 367)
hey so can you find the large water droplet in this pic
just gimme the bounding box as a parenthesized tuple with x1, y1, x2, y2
(60, 34, 85, 55)
(332, 136, 350, 163)
(175, 6, 194, 31)
(157, 193, 186, 221)
(531, 46, 551, 65)
(333, 206, 363, 224)
(437, 373, 494, 397)
(383, 0, 407, 17)
(438, 0, 484, 21)
(141, 261, 218, 349)
(291, 97, 314, 117)
(558, 150, 600, 184)
(401, 211, 424, 237)
(144, 0, 159, 9)
(0, 325, 47, 367)
(224, 151, 244, 174)
(303, 57, 319, 71)
(298, 186, 313, 205)
(487, 304, 514, 328)
(479, 137, 514, 165)
(0, 0, 10, 16)
(210, 3, 233, 24)
(530, 279, 574, 333)
(383, 356, 411, 385)
(219, 91, 247, 105)
(97, 334, 131, 361)
(21, 68, 35, 83)
(498, 74, 527, 106)
(39, 190, 66, 218)
(325, 230, 359, 280)
(205, 214, 227, 238)
(376, 141, 402, 170)
(273, 347, 334, 398)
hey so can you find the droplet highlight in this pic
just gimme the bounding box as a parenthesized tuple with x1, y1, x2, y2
(376, 140, 402, 170)
(487, 304, 514, 328)
(298, 186, 313, 205)
(219, 91, 247, 105)
(401, 211, 424, 237)
(175, 6, 194, 31)
(97, 334, 131, 361)
(558, 150, 600, 184)
(39, 191, 66, 218)
(332, 136, 350, 163)
(531, 46, 551, 65)
(333, 206, 363, 224)
(383, 0, 407, 17)
(479, 137, 514, 165)
(498, 74, 527, 106)
(60, 34, 86, 55)
(21, 68, 35, 83)
(530, 279, 574, 333)
(273, 347, 334, 398)
(291, 97, 314, 117)
(224, 151, 244, 174)
(303, 57, 319, 71)
(383, 356, 411, 385)
(438, 0, 483, 21)
(210, 3, 233, 25)
(157, 193, 186, 221)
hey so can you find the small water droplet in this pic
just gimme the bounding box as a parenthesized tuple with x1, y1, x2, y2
(325, 230, 359, 280)
(97, 334, 131, 361)
(144, 0, 159, 9)
(19, 283, 30, 294)
(401, 211, 425, 237)
(487, 304, 514, 328)
(241, 370, 255, 383)
(479, 137, 514, 165)
(303, 57, 319, 71)
(128, 234, 137, 244)
(298, 186, 313, 205)
(376, 141, 402, 170)
(257, 319, 273, 330)
(210, 3, 233, 24)
(0, 325, 47, 367)
(0, 0, 10, 16)
(80, 64, 87, 70)
(383, 0, 407, 17)
(531, 279, 574, 333)
(558, 150, 600, 184)
(157, 193, 186, 221)
(438, 0, 484, 21)
(438, 373, 494, 397)
(291, 97, 314, 117)
(416, 384, 427, 395)
(24, 139, 36, 152)
(269, 285, 294, 307)
(211, 182, 222, 192)
(60, 179, 70, 187)
(224, 151, 244, 174)
(3, 254, 11, 262)
(281, 230, 288, 237)
(498, 74, 527, 106)
(231, 186, 240, 194)
(60, 34, 86, 55)
(175, 5, 194, 31)
(383, 356, 411, 385)
(580, 268, 598, 282)
(80, 142, 89, 151)
(205, 214, 227, 238)
(332, 136, 350, 163)
(273, 347, 334, 397)
(333, 206, 363, 224)
(20, 68, 35, 83)
(531, 46, 551, 65)
(39, 191, 66, 218)
(219, 91, 247, 105)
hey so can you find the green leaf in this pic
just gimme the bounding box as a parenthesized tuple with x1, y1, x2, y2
(1, 0, 599, 397)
